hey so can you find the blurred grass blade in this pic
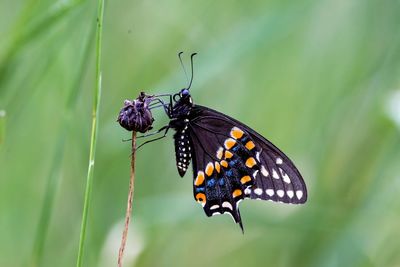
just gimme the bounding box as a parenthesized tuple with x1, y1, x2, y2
(30, 18, 96, 267)
(0, 110, 5, 146)
(76, 0, 105, 266)
(0, 0, 84, 84)
(30, 131, 66, 267)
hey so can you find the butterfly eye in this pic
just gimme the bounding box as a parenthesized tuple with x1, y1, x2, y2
(173, 89, 190, 102)
(181, 89, 189, 96)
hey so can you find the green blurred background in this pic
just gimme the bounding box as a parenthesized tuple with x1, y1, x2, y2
(1, 0, 400, 266)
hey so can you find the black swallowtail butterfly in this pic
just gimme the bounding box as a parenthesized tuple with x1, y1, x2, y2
(141, 53, 307, 232)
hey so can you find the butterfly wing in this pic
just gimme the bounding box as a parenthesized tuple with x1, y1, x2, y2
(185, 105, 307, 230)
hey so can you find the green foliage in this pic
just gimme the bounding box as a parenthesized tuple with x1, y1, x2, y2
(0, 0, 399, 267)
(0, 110, 5, 146)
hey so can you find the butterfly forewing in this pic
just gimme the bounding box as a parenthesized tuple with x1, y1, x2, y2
(250, 133, 307, 203)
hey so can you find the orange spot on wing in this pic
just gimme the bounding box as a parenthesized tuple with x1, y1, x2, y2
(230, 127, 244, 139)
(224, 151, 233, 159)
(196, 193, 206, 204)
(224, 138, 236, 150)
(245, 141, 255, 150)
(205, 163, 214, 176)
(216, 147, 224, 159)
(245, 157, 257, 168)
(220, 160, 228, 168)
(215, 162, 221, 173)
(194, 171, 205, 186)
(232, 189, 242, 198)
(240, 175, 251, 184)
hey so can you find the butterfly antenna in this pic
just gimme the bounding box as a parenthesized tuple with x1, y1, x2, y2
(187, 52, 197, 90)
(178, 51, 189, 85)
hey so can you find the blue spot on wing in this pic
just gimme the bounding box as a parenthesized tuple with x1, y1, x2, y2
(207, 179, 216, 187)
(195, 187, 205, 192)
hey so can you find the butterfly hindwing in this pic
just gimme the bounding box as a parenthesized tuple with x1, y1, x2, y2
(185, 105, 307, 225)
(188, 121, 255, 230)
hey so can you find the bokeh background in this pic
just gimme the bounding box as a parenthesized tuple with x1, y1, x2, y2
(1, 0, 400, 266)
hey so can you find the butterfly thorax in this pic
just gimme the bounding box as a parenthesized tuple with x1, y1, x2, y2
(170, 94, 193, 119)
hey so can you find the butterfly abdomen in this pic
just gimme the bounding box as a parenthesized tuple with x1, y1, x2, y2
(171, 119, 192, 177)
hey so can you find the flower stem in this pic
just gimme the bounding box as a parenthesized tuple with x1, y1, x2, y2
(118, 131, 137, 267)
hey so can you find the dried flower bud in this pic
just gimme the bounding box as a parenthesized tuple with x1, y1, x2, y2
(117, 92, 154, 133)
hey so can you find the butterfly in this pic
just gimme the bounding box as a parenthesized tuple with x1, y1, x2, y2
(141, 53, 307, 232)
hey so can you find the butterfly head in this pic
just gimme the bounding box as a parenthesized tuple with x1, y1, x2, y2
(173, 88, 193, 105)
(181, 88, 190, 97)
(170, 88, 194, 118)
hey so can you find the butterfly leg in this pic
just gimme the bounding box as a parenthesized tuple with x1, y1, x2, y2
(122, 125, 168, 142)
(149, 98, 170, 115)
(136, 126, 170, 150)
(137, 125, 169, 139)
(153, 94, 174, 118)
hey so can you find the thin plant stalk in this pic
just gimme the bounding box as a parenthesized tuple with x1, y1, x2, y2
(76, 0, 104, 266)
(118, 131, 137, 267)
